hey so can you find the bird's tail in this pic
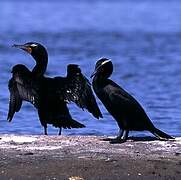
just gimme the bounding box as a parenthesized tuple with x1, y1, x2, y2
(65, 119, 85, 129)
(52, 116, 85, 129)
(150, 127, 174, 140)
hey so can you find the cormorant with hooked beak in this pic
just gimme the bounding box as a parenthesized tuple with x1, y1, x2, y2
(7, 42, 102, 135)
(91, 58, 174, 143)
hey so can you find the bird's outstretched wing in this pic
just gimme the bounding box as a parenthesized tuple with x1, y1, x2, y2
(7, 78, 23, 122)
(7, 69, 39, 122)
(54, 64, 103, 119)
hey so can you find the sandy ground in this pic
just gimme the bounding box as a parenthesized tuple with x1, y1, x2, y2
(0, 135, 180, 180)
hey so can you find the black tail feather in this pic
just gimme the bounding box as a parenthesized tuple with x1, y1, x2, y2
(52, 117, 85, 129)
(151, 127, 174, 140)
(67, 119, 85, 129)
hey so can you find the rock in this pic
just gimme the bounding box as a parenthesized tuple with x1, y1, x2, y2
(0, 135, 180, 179)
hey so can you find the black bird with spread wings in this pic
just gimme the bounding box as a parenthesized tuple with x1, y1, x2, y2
(91, 58, 174, 143)
(7, 42, 102, 135)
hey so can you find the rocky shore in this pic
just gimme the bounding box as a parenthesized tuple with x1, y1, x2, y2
(0, 135, 180, 180)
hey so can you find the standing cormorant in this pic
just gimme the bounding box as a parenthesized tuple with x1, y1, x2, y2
(7, 42, 102, 135)
(91, 58, 174, 143)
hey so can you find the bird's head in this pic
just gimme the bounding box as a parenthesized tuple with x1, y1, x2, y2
(91, 58, 113, 79)
(12, 42, 48, 62)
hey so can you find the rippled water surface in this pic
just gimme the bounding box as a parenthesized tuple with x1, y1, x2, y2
(0, 0, 181, 136)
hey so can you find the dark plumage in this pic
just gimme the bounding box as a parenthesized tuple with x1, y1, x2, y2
(8, 42, 102, 135)
(91, 58, 174, 143)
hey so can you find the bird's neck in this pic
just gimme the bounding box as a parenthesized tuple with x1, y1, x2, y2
(92, 75, 107, 87)
(32, 55, 48, 77)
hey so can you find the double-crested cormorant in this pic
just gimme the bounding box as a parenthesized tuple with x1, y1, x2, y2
(91, 58, 174, 143)
(8, 42, 102, 135)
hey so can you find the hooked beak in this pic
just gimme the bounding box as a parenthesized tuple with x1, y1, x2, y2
(12, 44, 32, 54)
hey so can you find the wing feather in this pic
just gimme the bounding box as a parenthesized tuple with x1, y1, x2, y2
(55, 64, 102, 119)
(7, 68, 39, 122)
(7, 78, 22, 122)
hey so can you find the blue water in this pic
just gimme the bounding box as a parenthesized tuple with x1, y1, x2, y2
(0, 0, 180, 136)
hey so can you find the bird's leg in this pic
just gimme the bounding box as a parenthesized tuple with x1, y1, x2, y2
(110, 130, 129, 144)
(121, 130, 129, 141)
(58, 127, 62, 135)
(44, 127, 48, 135)
(118, 129, 124, 138)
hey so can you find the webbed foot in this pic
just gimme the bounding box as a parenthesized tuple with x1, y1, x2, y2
(109, 129, 129, 144)
(109, 137, 127, 144)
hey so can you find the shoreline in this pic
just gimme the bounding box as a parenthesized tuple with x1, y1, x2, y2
(0, 135, 180, 179)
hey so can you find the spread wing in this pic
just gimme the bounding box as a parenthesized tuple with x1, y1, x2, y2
(7, 71, 39, 122)
(7, 78, 23, 122)
(55, 64, 103, 119)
